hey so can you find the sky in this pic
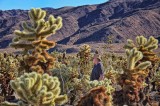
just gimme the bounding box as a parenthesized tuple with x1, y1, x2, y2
(0, 0, 107, 10)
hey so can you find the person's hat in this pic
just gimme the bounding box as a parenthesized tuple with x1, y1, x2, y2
(94, 54, 102, 61)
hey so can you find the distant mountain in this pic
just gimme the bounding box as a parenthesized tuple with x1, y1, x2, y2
(0, 0, 160, 52)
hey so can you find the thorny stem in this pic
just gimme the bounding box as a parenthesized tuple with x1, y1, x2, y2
(59, 67, 65, 93)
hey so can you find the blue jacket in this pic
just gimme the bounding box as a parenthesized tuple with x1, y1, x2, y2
(90, 62, 104, 81)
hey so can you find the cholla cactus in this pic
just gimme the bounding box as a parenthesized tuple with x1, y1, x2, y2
(103, 35, 114, 50)
(10, 8, 62, 53)
(72, 75, 90, 91)
(102, 52, 126, 70)
(124, 36, 159, 63)
(120, 48, 151, 105)
(0, 53, 23, 99)
(1, 72, 68, 106)
(125, 36, 158, 51)
(88, 78, 115, 95)
(52, 62, 79, 93)
(77, 44, 92, 75)
(72, 76, 114, 95)
(70, 76, 114, 105)
(154, 70, 160, 86)
(77, 86, 112, 106)
(10, 8, 63, 74)
(104, 66, 119, 83)
(67, 75, 91, 105)
(125, 48, 151, 71)
(51, 52, 69, 65)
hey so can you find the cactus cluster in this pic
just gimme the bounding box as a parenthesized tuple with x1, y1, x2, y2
(88, 78, 115, 95)
(66, 75, 90, 105)
(104, 66, 119, 83)
(1, 72, 68, 106)
(0, 53, 23, 99)
(10, 8, 63, 74)
(52, 62, 79, 93)
(102, 53, 126, 73)
(69, 76, 115, 105)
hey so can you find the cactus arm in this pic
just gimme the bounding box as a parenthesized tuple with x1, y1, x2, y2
(14, 30, 35, 38)
(38, 25, 57, 38)
(10, 43, 34, 50)
(22, 22, 35, 32)
(0, 102, 18, 106)
(136, 61, 151, 70)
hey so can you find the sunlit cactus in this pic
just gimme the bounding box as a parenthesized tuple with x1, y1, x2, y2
(124, 36, 159, 63)
(124, 36, 160, 102)
(77, 44, 92, 76)
(119, 48, 151, 105)
(125, 48, 151, 70)
(10, 8, 63, 74)
(1, 72, 68, 106)
(125, 36, 158, 51)
(10, 8, 62, 53)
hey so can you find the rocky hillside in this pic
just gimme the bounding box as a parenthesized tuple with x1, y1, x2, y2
(0, 0, 160, 52)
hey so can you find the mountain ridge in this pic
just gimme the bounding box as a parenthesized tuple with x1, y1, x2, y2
(0, 0, 160, 53)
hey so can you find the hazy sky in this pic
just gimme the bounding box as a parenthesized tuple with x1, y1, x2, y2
(0, 0, 108, 10)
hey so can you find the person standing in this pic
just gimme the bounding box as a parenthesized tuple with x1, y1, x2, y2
(90, 54, 104, 81)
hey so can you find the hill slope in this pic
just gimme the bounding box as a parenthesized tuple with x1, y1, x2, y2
(0, 0, 160, 52)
